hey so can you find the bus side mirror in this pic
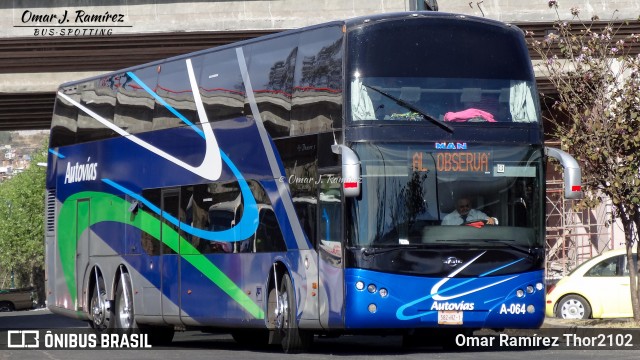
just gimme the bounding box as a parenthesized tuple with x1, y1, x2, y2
(331, 144, 361, 198)
(545, 147, 583, 200)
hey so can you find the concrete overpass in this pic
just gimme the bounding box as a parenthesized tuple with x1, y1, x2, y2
(1, 0, 639, 130)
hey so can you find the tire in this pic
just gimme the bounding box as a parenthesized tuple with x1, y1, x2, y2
(114, 272, 136, 333)
(276, 273, 313, 353)
(115, 272, 174, 345)
(0, 301, 14, 312)
(556, 295, 591, 319)
(89, 275, 114, 332)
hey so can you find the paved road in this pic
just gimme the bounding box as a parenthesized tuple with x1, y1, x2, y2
(0, 309, 638, 360)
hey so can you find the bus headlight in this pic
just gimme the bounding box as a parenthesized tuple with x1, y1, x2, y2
(355, 281, 365, 291)
(526, 285, 534, 294)
(368, 304, 377, 313)
(535, 282, 544, 291)
(379, 288, 388, 298)
(367, 284, 377, 293)
(516, 289, 525, 298)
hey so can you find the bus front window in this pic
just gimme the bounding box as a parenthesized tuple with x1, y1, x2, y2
(347, 17, 539, 123)
(348, 143, 544, 249)
(350, 76, 537, 123)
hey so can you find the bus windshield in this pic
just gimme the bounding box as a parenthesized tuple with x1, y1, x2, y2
(347, 17, 539, 123)
(348, 143, 544, 248)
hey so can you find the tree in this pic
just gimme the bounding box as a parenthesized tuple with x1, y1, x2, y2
(0, 141, 47, 304)
(529, 1, 640, 321)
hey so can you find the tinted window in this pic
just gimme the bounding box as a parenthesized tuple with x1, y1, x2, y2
(50, 93, 78, 147)
(585, 255, 622, 277)
(276, 135, 318, 245)
(292, 26, 344, 135)
(183, 179, 285, 253)
(348, 18, 532, 80)
(153, 60, 200, 131)
(113, 70, 155, 134)
(254, 208, 287, 252)
(161, 190, 180, 255)
(347, 18, 538, 123)
(77, 80, 119, 143)
(198, 50, 246, 123)
(244, 35, 298, 138)
(187, 181, 242, 254)
(141, 188, 162, 256)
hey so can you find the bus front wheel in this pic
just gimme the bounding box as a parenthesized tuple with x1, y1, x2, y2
(274, 273, 313, 353)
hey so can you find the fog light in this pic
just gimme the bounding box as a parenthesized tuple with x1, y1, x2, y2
(527, 305, 535, 314)
(535, 282, 544, 291)
(368, 303, 377, 313)
(526, 285, 534, 294)
(355, 281, 365, 291)
(516, 289, 525, 298)
(379, 288, 388, 298)
(367, 284, 377, 293)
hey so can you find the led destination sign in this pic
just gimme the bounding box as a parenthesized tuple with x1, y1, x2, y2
(412, 151, 492, 174)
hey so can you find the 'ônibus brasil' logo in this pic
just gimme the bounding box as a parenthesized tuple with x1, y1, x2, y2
(64, 157, 98, 184)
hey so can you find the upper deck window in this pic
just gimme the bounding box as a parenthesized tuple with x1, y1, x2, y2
(347, 17, 539, 124)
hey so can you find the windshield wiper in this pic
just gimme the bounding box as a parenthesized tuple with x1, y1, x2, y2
(361, 245, 421, 258)
(361, 84, 454, 133)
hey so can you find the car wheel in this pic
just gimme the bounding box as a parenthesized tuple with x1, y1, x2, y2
(556, 295, 591, 319)
(0, 301, 14, 312)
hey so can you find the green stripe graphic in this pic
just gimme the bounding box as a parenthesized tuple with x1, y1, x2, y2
(58, 191, 264, 319)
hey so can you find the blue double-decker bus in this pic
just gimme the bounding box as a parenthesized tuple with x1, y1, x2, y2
(45, 11, 581, 352)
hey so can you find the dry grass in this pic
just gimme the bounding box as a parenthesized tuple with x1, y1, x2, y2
(545, 318, 640, 328)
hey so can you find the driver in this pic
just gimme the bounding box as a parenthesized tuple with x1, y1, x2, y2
(442, 197, 496, 225)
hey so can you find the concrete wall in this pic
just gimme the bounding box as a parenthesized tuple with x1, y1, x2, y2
(3, 0, 640, 39)
(2, 0, 412, 38)
(440, 0, 640, 22)
(3, 1, 640, 96)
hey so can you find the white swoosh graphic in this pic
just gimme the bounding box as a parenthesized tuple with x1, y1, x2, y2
(431, 252, 516, 300)
(57, 57, 222, 181)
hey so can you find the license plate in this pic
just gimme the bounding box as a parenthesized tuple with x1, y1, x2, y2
(438, 310, 463, 325)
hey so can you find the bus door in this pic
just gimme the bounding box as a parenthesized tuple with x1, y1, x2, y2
(160, 189, 181, 321)
(316, 174, 344, 329)
(75, 198, 90, 311)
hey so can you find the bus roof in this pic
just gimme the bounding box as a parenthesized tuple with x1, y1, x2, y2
(57, 11, 519, 89)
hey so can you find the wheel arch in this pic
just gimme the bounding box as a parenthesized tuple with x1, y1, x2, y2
(265, 258, 297, 326)
(85, 264, 110, 313)
(556, 293, 594, 318)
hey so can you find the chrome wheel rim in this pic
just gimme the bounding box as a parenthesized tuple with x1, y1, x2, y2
(91, 290, 109, 327)
(118, 286, 133, 328)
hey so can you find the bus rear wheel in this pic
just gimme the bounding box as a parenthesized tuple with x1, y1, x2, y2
(115, 272, 136, 333)
(115, 272, 174, 345)
(272, 273, 313, 353)
(89, 275, 113, 332)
